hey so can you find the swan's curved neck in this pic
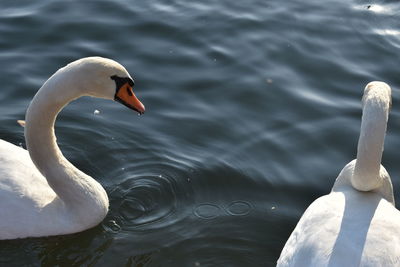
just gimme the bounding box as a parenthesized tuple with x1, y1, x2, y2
(351, 90, 390, 191)
(25, 69, 108, 221)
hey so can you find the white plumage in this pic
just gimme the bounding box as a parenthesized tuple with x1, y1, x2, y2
(277, 81, 400, 266)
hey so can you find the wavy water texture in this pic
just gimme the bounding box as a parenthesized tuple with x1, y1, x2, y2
(0, 0, 399, 266)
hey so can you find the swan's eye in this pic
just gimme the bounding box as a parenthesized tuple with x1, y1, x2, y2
(126, 86, 133, 96)
(110, 75, 135, 92)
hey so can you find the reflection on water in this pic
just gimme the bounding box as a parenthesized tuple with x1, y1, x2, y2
(375, 29, 400, 36)
(0, 0, 399, 266)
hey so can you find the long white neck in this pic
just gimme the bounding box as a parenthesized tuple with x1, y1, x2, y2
(351, 83, 391, 191)
(25, 67, 108, 225)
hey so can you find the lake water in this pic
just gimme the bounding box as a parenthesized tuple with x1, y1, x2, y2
(0, 0, 399, 266)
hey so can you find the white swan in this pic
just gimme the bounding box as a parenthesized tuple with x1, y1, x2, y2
(277, 81, 400, 266)
(0, 57, 145, 240)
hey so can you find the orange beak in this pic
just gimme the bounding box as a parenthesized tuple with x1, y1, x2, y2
(115, 83, 145, 114)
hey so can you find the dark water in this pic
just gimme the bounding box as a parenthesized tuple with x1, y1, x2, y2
(0, 0, 400, 266)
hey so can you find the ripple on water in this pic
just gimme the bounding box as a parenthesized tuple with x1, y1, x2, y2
(193, 201, 253, 219)
(108, 170, 193, 232)
(226, 200, 253, 216)
(193, 203, 221, 219)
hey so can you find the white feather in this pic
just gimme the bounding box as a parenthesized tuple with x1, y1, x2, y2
(277, 81, 400, 266)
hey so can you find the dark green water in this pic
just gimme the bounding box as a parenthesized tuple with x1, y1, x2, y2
(0, 0, 399, 266)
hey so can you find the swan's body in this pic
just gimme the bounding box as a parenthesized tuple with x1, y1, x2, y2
(0, 57, 145, 239)
(277, 82, 400, 266)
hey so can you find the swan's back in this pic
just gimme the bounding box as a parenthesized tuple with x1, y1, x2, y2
(0, 139, 60, 239)
(0, 139, 54, 200)
(277, 188, 400, 266)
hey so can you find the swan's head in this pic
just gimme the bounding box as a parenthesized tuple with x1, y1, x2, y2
(66, 57, 145, 114)
(362, 81, 391, 110)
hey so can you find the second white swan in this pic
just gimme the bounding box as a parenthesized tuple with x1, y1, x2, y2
(0, 57, 145, 239)
(277, 81, 400, 266)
